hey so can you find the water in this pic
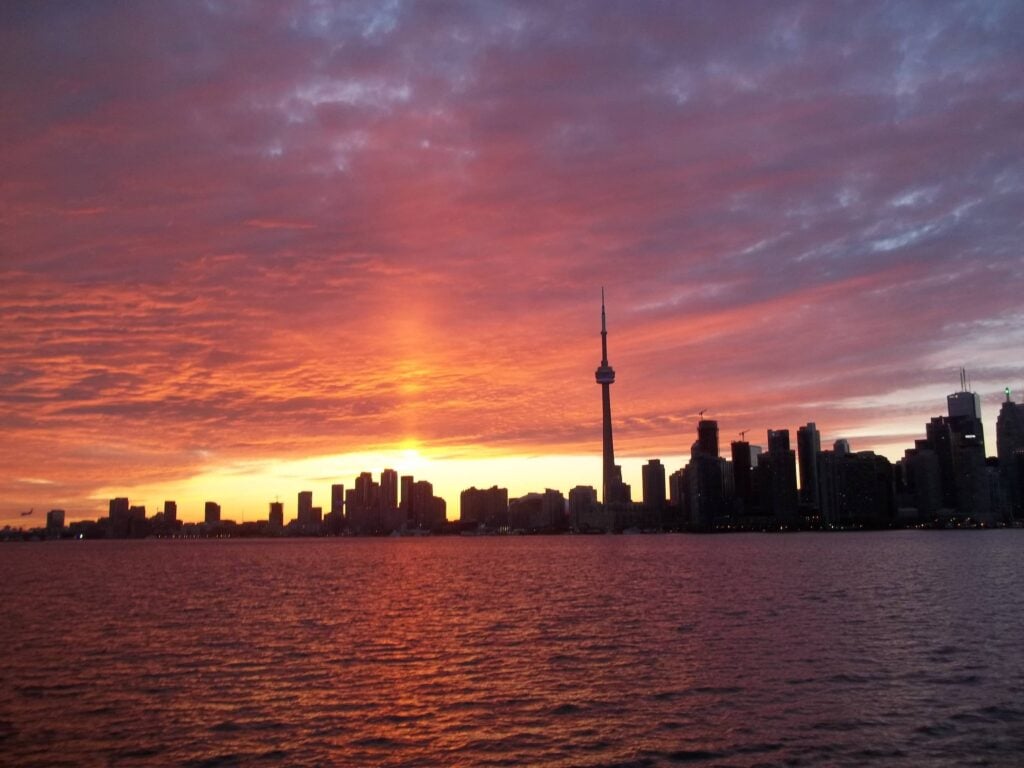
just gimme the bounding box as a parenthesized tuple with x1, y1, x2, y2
(1, 532, 1022, 766)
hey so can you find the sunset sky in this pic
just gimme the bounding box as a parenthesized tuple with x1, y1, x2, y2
(2, 1, 1022, 524)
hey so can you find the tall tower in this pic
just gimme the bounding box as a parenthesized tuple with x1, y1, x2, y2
(595, 289, 621, 505)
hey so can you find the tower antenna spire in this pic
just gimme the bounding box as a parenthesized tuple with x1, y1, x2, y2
(600, 287, 609, 365)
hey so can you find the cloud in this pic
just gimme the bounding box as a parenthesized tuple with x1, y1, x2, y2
(1, 0, 1022, 520)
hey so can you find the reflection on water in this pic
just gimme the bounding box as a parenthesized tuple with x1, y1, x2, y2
(2, 532, 1023, 766)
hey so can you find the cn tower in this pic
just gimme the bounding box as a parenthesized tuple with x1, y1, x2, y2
(595, 288, 619, 505)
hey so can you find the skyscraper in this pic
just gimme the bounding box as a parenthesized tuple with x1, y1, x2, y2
(595, 289, 625, 506)
(297, 490, 313, 525)
(331, 484, 345, 518)
(642, 459, 666, 512)
(996, 388, 1024, 520)
(797, 422, 821, 508)
(380, 469, 398, 512)
(204, 501, 221, 524)
(268, 501, 284, 528)
(697, 420, 719, 458)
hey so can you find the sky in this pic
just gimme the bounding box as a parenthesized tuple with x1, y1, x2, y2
(2, 1, 1023, 525)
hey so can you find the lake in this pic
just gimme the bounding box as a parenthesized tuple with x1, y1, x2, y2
(1, 532, 1022, 766)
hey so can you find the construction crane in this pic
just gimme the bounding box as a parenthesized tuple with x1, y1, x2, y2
(738, 430, 749, 441)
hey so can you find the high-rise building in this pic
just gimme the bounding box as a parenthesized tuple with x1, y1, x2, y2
(331, 484, 345, 518)
(400, 474, 414, 510)
(797, 422, 821, 507)
(297, 490, 313, 525)
(919, 374, 990, 519)
(380, 469, 398, 512)
(106, 497, 130, 537)
(412, 480, 434, 529)
(268, 501, 284, 528)
(697, 420, 719, 458)
(683, 422, 726, 530)
(460, 486, 509, 529)
(758, 429, 798, 526)
(46, 509, 65, 532)
(818, 450, 896, 528)
(948, 369, 985, 451)
(731, 441, 754, 509)
(204, 501, 221, 524)
(595, 289, 626, 506)
(996, 388, 1024, 520)
(542, 489, 567, 530)
(642, 459, 666, 515)
(568, 485, 602, 531)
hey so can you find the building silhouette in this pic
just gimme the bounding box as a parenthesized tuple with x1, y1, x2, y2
(46, 509, 65, 533)
(297, 490, 314, 526)
(204, 501, 221, 524)
(797, 422, 821, 509)
(756, 429, 798, 526)
(460, 486, 509, 529)
(818, 449, 895, 528)
(642, 459, 666, 527)
(269, 501, 284, 528)
(595, 290, 627, 507)
(997, 388, 1024, 520)
(680, 420, 726, 530)
(730, 440, 754, 515)
(568, 485, 603, 531)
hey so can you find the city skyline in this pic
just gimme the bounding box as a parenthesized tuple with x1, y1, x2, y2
(3, 2, 1023, 525)
(15, 350, 1023, 528)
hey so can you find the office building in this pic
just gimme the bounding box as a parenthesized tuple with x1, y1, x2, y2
(204, 501, 221, 524)
(269, 501, 284, 528)
(797, 422, 821, 508)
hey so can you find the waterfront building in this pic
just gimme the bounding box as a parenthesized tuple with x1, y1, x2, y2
(508, 491, 565, 531)
(46, 509, 65, 532)
(641, 459, 666, 527)
(697, 419, 719, 458)
(400, 475, 414, 519)
(347, 473, 381, 533)
(568, 485, 605, 531)
(380, 469, 398, 513)
(818, 449, 896, 528)
(997, 389, 1024, 520)
(756, 429, 798, 526)
(681, 421, 726, 530)
(297, 490, 313, 526)
(542, 488, 567, 530)
(204, 501, 221, 524)
(108, 497, 131, 537)
(331, 484, 345, 518)
(460, 485, 509, 529)
(163, 501, 177, 526)
(898, 442, 943, 521)
(268, 501, 284, 528)
(797, 422, 821, 508)
(731, 441, 754, 511)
